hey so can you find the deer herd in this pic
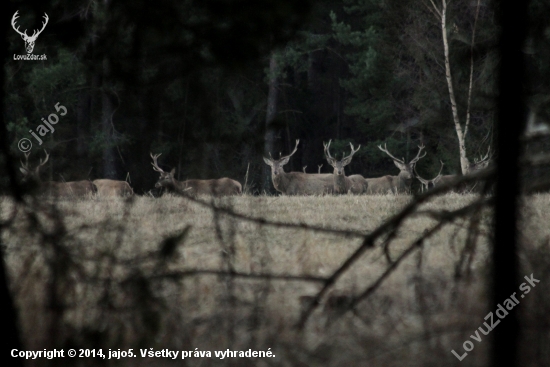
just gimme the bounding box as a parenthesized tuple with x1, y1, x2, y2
(17, 140, 492, 198)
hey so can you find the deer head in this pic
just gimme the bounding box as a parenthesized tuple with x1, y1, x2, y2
(415, 160, 444, 191)
(20, 150, 49, 183)
(263, 139, 299, 176)
(150, 152, 176, 188)
(11, 11, 49, 54)
(323, 140, 361, 176)
(378, 143, 426, 186)
(468, 146, 492, 173)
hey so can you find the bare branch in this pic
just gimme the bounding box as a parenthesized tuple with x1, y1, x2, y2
(350, 197, 492, 312)
(296, 167, 495, 328)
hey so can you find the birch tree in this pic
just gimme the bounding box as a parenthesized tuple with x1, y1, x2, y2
(423, 0, 483, 175)
(263, 53, 280, 192)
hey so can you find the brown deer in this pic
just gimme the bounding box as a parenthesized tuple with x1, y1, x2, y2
(263, 140, 335, 195)
(93, 179, 134, 197)
(366, 144, 426, 194)
(19, 151, 96, 198)
(323, 140, 367, 194)
(150, 153, 241, 196)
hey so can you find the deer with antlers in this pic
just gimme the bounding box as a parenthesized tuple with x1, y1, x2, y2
(415, 160, 448, 192)
(467, 146, 493, 174)
(366, 144, 426, 194)
(93, 179, 134, 197)
(20, 151, 96, 197)
(263, 140, 335, 195)
(323, 140, 367, 194)
(11, 11, 49, 54)
(414, 145, 493, 193)
(150, 153, 241, 196)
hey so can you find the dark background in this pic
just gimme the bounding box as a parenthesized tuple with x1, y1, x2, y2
(2, 0, 549, 194)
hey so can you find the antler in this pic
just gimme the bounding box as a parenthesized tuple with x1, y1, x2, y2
(30, 13, 49, 40)
(341, 142, 361, 166)
(414, 166, 429, 185)
(150, 152, 165, 173)
(20, 150, 49, 177)
(436, 159, 444, 178)
(318, 164, 323, 174)
(323, 140, 337, 165)
(38, 150, 49, 168)
(475, 145, 491, 164)
(410, 144, 427, 165)
(11, 11, 49, 40)
(414, 160, 444, 185)
(11, 11, 27, 38)
(282, 139, 299, 161)
(378, 143, 405, 164)
(20, 151, 31, 170)
(265, 139, 299, 163)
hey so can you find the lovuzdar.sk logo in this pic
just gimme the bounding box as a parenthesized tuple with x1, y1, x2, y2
(12, 10, 48, 61)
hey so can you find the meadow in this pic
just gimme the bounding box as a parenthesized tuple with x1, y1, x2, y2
(1, 193, 549, 366)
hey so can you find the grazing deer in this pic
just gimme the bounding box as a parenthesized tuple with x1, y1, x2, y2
(366, 144, 426, 194)
(323, 140, 367, 194)
(150, 153, 241, 196)
(19, 151, 96, 198)
(263, 140, 335, 195)
(93, 179, 134, 197)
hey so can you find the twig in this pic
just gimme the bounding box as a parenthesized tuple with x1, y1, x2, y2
(296, 169, 495, 328)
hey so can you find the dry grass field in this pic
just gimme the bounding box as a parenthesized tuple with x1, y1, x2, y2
(1, 193, 550, 366)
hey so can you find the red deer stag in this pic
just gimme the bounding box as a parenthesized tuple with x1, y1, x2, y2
(93, 179, 134, 197)
(19, 151, 96, 198)
(150, 153, 241, 196)
(263, 140, 334, 195)
(467, 146, 493, 174)
(417, 147, 493, 193)
(323, 140, 367, 194)
(366, 144, 426, 194)
(415, 160, 447, 192)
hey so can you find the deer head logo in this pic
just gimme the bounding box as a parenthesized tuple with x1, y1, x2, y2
(11, 11, 49, 54)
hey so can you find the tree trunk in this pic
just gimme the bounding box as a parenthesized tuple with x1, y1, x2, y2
(100, 58, 117, 179)
(76, 89, 90, 159)
(135, 85, 161, 193)
(440, 0, 470, 175)
(263, 53, 279, 193)
(0, 20, 24, 365)
(492, 0, 526, 365)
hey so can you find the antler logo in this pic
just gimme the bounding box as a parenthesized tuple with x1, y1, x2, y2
(11, 11, 49, 54)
